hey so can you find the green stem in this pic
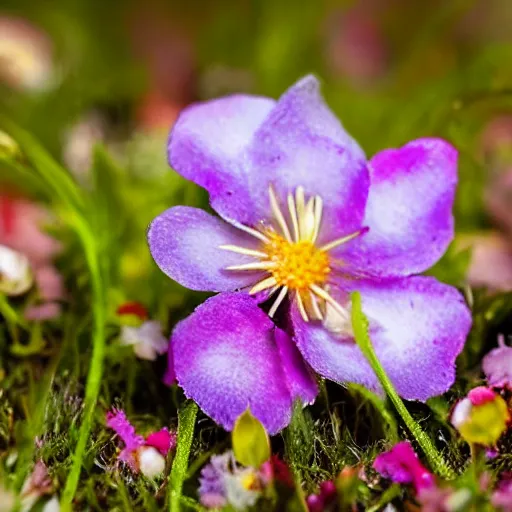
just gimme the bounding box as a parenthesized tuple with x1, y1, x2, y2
(169, 401, 198, 512)
(350, 292, 456, 479)
(60, 216, 106, 510)
(0, 118, 108, 509)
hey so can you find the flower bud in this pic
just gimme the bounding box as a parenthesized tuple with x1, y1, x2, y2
(451, 387, 509, 445)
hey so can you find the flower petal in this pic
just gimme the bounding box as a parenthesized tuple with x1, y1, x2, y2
(292, 276, 471, 400)
(340, 138, 457, 276)
(256, 75, 366, 162)
(147, 206, 266, 292)
(373, 442, 435, 493)
(274, 328, 318, 405)
(172, 293, 294, 434)
(249, 75, 369, 237)
(168, 95, 276, 225)
(168, 76, 369, 234)
(482, 337, 512, 390)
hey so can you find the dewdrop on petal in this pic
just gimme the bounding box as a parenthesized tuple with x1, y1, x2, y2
(451, 386, 510, 445)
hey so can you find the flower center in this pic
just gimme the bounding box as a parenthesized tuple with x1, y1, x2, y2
(220, 186, 366, 322)
(264, 232, 330, 291)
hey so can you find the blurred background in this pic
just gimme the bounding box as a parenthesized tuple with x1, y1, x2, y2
(0, 0, 512, 327)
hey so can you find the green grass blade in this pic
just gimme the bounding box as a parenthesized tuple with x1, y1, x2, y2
(350, 292, 456, 479)
(169, 401, 198, 512)
(0, 118, 108, 508)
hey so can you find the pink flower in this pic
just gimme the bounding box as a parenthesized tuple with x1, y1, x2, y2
(146, 428, 176, 456)
(106, 408, 176, 478)
(464, 233, 512, 292)
(0, 195, 65, 317)
(325, 2, 388, 85)
(492, 473, 512, 511)
(24, 303, 62, 322)
(306, 480, 337, 512)
(373, 441, 435, 495)
(116, 302, 168, 360)
(483, 335, 512, 390)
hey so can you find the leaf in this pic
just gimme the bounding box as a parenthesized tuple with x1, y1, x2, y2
(232, 409, 270, 468)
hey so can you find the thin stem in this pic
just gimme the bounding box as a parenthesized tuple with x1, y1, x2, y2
(0, 118, 109, 509)
(350, 292, 456, 479)
(61, 214, 106, 510)
(169, 401, 198, 512)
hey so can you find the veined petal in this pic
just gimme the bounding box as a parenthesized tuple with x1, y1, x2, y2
(292, 276, 471, 400)
(340, 138, 457, 276)
(172, 293, 294, 434)
(147, 206, 266, 292)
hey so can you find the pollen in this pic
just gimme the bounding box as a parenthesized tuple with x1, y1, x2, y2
(264, 232, 330, 290)
(220, 185, 365, 321)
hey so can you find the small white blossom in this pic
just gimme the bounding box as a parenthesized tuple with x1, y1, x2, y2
(0, 244, 33, 296)
(120, 320, 168, 360)
(137, 446, 166, 479)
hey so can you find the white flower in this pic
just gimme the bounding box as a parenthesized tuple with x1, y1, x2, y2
(0, 16, 55, 91)
(224, 468, 261, 511)
(63, 113, 106, 178)
(42, 496, 60, 512)
(137, 446, 166, 478)
(0, 244, 33, 296)
(120, 320, 168, 360)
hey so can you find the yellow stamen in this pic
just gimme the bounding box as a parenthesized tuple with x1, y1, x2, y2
(264, 231, 330, 291)
(287, 192, 300, 242)
(296, 291, 309, 322)
(219, 245, 268, 259)
(269, 185, 292, 242)
(320, 230, 365, 252)
(249, 276, 277, 295)
(222, 186, 361, 320)
(225, 261, 277, 271)
(268, 286, 289, 317)
(310, 284, 349, 320)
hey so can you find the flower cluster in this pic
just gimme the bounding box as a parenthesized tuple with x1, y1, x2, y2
(198, 451, 290, 510)
(148, 75, 471, 432)
(374, 441, 512, 511)
(106, 408, 176, 478)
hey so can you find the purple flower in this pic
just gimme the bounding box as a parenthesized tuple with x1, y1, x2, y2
(148, 75, 472, 433)
(483, 335, 512, 390)
(373, 441, 435, 495)
(199, 451, 262, 510)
